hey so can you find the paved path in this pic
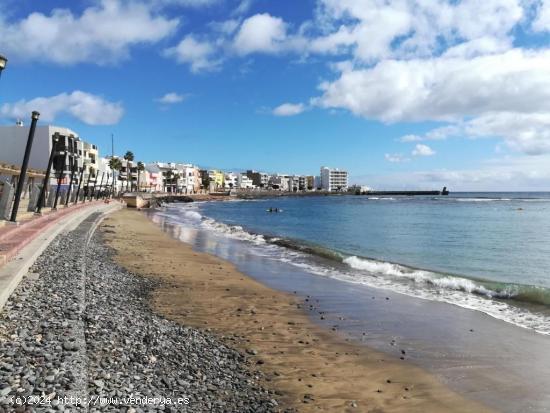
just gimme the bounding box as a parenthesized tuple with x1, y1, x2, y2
(0, 201, 120, 266)
(0, 201, 122, 310)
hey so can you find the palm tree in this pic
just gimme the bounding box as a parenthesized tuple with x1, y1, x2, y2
(137, 161, 144, 192)
(123, 151, 134, 191)
(108, 157, 122, 196)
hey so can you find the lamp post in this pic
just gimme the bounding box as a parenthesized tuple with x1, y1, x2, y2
(75, 162, 86, 205)
(52, 150, 67, 210)
(10, 111, 40, 222)
(102, 173, 109, 199)
(36, 133, 59, 215)
(65, 155, 79, 207)
(110, 174, 116, 198)
(95, 171, 105, 200)
(0, 54, 7, 80)
(85, 169, 93, 201)
(90, 171, 98, 201)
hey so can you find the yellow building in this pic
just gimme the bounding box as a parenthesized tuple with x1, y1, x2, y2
(208, 170, 225, 190)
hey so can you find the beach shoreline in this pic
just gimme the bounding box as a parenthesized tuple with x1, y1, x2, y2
(103, 209, 491, 412)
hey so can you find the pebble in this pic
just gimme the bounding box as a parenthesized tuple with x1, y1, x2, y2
(0, 215, 280, 413)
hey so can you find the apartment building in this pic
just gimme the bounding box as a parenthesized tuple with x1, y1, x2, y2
(306, 176, 315, 190)
(246, 170, 269, 188)
(0, 124, 96, 189)
(82, 141, 99, 181)
(96, 157, 116, 193)
(147, 162, 200, 193)
(144, 164, 164, 192)
(181, 165, 201, 194)
(268, 174, 290, 191)
(224, 172, 238, 189)
(320, 167, 348, 192)
(208, 170, 225, 191)
(237, 174, 255, 189)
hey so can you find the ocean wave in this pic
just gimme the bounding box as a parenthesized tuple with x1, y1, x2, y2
(200, 218, 266, 244)
(155, 204, 550, 334)
(343, 255, 550, 306)
(182, 210, 202, 221)
(343, 256, 493, 295)
(455, 198, 512, 202)
(268, 238, 345, 262)
(452, 197, 549, 203)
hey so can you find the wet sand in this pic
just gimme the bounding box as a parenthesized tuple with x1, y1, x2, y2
(103, 209, 491, 412)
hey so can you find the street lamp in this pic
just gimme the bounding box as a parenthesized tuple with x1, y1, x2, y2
(75, 161, 87, 205)
(65, 154, 79, 207)
(85, 167, 93, 201)
(52, 148, 67, 210)
(10, 111, 40, 222)
(0, 54, 7, 79)
(95, 171, 105, 200)
(36, 132, 59, 215)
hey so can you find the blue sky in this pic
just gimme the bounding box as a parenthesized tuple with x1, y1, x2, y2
(1, 0, 550, 190)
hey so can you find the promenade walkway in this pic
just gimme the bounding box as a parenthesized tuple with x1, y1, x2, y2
(0, 200, 122, 309)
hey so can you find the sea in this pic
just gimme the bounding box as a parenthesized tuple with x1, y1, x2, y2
(152, 192, 550, 336)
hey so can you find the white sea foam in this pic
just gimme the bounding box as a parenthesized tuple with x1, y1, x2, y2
(455, 198, 511, 202)
(182, 210, 202, 221)
(200, 218, 266, 244)
(153, 205, 550, 335)
(338, 256, 550, 335)
(343, 256, 498, 297)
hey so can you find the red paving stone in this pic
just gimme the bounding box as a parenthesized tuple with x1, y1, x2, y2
(0, 201, 108, 268)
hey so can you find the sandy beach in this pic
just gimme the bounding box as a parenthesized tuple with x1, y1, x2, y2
(103, 209, 492, 412)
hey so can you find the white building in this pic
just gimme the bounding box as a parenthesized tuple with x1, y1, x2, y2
(97, 157, 117, 193)
(320, 167, 348, 192)
(148, 162, 200, 193)
(0, 124, 98, 190)
(268, 174, 290, 191)
(224, 172, 238, 189)
(237, 173, 255, 189)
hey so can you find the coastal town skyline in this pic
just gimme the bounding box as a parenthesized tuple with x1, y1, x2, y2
(2, 0, 550, 191)
(2, 2, 550, 411)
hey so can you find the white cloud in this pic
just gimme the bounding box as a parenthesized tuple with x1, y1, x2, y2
(313, 47, 550, 155)
(399, 134, 423, 143)
(398, 125, 461, 142)
(399, 112, 550, 155)
(466, 112, 550, 155)
(156, 0, 221, 7)
(232, 0, 254, 16)
(313, 0, 523, 62)
(532, 0, 550, 31)
(0, 0, 179, 65)
(208, 19, 241, 35)
(385, 153, 409, 163)
(315, 49, 550, 123)
(412, 144, 436, 156)
(164, 35, 220, 73)
(0, 91, 124, 125)
(272, 103, 306, 116)
(233, 14, 288, 55)
(156, 92, 186, 104)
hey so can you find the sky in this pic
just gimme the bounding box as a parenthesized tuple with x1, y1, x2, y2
(1, 0, 550, 190)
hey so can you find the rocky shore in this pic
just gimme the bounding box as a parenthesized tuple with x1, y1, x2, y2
(0, 213, 280, 412)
